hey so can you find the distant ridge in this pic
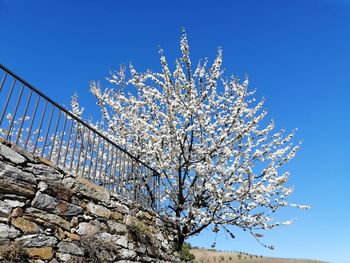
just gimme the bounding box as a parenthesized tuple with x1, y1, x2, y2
(190, 248, 328, 263)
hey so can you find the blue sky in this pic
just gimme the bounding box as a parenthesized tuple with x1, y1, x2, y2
(0, 1, 349, 262)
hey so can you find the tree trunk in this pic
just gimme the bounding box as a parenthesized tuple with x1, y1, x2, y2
(176, 232, 186, 251)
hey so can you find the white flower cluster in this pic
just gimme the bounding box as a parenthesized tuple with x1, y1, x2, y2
(75, 30, 309, 247)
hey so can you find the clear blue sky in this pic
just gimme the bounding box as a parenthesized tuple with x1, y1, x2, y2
(0, 1, 349, 262)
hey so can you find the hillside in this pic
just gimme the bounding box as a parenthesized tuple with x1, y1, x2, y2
(190, 248, 327, 263)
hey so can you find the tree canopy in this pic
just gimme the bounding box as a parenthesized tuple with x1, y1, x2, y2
(73, 30, 308, 250)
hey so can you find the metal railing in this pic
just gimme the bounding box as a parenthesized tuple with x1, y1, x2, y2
(0, 64, 160, 210)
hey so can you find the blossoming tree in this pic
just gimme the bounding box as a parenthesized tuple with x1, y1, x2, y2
(75, 30, 308, 250)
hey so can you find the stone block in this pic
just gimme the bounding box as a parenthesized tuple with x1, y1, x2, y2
(86, 202, 111, 218)
(57, 241, 84, 256)
(24, 208, 70, 230)
(0, 223, 21, 238)
(107, 220, 127, 234)
(0, 200, 12, 221)
(27, 247, 54, 260)
(72, 176, 110, 203)
(0, 144, 26, 164)
(111, 211, 124, 221)
(76, 222, 99, 236)
(4, 199, 26, 207)
(64, 231, 79, 241)
(0, 163, 36, 197)
(16, 234, 58, 247)
(11, 217, 41, 234)
(31, 192, 83, 216)
(11, 207, 24, 218)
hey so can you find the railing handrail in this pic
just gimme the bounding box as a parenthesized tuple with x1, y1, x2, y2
(0, 63, 159, 176)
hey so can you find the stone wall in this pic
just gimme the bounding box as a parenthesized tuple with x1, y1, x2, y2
(0, 140, 179, 263)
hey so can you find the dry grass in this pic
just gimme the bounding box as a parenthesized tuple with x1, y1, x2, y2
(0, 242, 29, 263)
(190, 249, 327, 263)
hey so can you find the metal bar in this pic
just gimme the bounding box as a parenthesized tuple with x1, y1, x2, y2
(33, 100, 48, 154)
(41, 105, 54, 157)
(0, 72, 8, 93)
(149, 169, 154, 208)
(48, 110, 61, 160)
(103, 142, 111, 187)
(24, 95, 40, 150)
(125, 155, 131, 199)
(110, 146, 118, 192)
(75, 125, 85, 175)
(16, 89, 33, 145)
(56, 113, 67, 165)
(109, 146, 116, 191)
(0, 78, 16, 127)
(131, 161, 136, 201)
(118, 152, 125, 195)
(69, 122, 79, 170)
(81, 128, 91, 178)
(97, 139, 105, 185)
(87, 131, 97, 181)
(63, 118, 74, 167)
(92, 135, 101, 183)
(6, 84, 24, 140)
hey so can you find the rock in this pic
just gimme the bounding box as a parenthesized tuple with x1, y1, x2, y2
(136, 211, 153, 221)
(11, 207, 23, 218)
(155, 218, 164, 227)
(55, 227, 65, 240)
(0, 223, 21, 238)
(86, 202, 111, 218)
(146, 245, 157, 257)
(41, 180, 74, 201)
(3, 194, 27, 202)
(27, 247, 54, 260)
(136, 243, 147, 254)
(0, 144, 26, 164)
(76, 222, 99, 236)
(56, 252, 72, 262)
(26, 163, 63, 181)
(155, 232, 165, 242)
(138, 255, 155, 262)
(116, 235, 128, 248)
(70, 217, 79, 227)
(50, 258, 59, 263)
(64, 231, 79, 241)
(0, 163, 36, 197)
(107, 220, 127, 234)
(38, 181, 48, 192)
(62, 177, 75, 188)
(110, 200, 129, 213)
(4, 199, 25, 207)
(117, 248, 137, 260)
(0, 200, 12, 222)
(97, 232, 128, 248)
(73, 176, 110, 203)
(56, 253, 84, 262)
(31, 192, 83, 216)
(11, 217, 41, 234)
(16, 234, 58, 247)
(25, 208, 70, 230)
(111, 211, 124, 221)
(57, 241, 84, 256)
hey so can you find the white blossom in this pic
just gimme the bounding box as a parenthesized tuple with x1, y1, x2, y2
(75, 30, 308, 249)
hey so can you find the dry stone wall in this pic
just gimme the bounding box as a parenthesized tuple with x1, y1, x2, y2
(0, 140, 179, 263)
